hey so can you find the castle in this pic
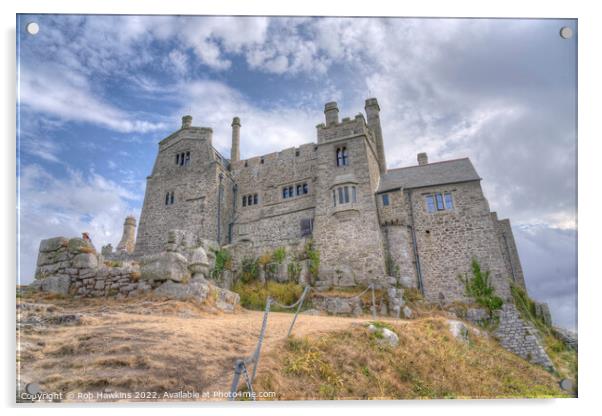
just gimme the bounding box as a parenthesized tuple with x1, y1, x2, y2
(133, 98, 526, 303)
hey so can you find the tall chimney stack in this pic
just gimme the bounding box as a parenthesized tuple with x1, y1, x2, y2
(365, 98, 387, 174)
(231, 117, 241, 162)
(324, 102, 339, 126)
(417, 152, 428, 166)
(181, 115, 192, 129)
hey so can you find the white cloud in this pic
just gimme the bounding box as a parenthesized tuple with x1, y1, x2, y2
(18, 164, 140, 282)
(19, 65, 167, 133)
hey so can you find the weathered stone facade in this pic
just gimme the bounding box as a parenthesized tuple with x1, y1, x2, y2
(133, 98, 525, 304)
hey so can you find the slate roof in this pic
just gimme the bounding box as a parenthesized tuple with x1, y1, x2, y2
(377, 158, 481, 193)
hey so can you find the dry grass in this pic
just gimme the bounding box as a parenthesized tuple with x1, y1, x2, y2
(254, 317, 566, 400)
(17, 293, 380, 402)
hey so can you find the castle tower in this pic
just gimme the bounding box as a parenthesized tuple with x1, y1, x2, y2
(116, 216, 137, 254)
(231, 117, 241, 162)
(365, 98, 387, 174)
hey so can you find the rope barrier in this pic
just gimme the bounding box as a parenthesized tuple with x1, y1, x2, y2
(228, 282, 379, 399)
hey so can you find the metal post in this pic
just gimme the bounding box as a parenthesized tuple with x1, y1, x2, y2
(229, 359, 244, 401)
(287, 286, 310, 337)
(251, 297, 271, 382)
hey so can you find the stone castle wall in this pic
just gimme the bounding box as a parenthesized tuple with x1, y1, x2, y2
(492, 213, 526, 288)
(409, 181, 512, 303)
(33, 237, 149, 298)
(135, 127, 226, 256)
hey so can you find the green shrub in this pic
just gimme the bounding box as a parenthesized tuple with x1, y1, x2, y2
(211, 248, 232, 281)
(273, 247, 287, 264)
(459, 259, 503, 317)
(240, 257, 260, 284)
(232, 281, 306, 311)
(304, 240, 320, 280)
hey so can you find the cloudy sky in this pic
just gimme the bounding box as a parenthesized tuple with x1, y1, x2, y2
(16, 15, 577, 329)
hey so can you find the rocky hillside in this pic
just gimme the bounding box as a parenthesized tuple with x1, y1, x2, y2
(17, 290, 575, 402)
(254, 318, 569, 400)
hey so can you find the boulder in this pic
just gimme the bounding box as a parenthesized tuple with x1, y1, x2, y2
(72, 253, 98, 269)
(402, 305, 413, 319)
(140, 251, 191, 283)
(448, 320, 470, 343)
(367, 324, 399, 347)
(39, 237, 68, 253)
(153, 278, 239, 312)
(40, 275, 71, 295)
(188, 246, 210, 278)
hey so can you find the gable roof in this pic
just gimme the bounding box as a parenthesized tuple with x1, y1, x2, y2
(377, 158, 481, 193)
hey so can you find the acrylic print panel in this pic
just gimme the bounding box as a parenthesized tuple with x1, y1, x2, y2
(16, 14, 577, 402)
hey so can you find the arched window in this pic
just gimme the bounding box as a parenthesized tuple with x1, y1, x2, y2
(242, 195, 247, 207)
(336, 147, 349, 166)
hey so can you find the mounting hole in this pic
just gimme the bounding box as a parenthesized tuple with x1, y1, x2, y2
(425, 230, 430, 235)
(559, 26, 573, 39)
(26, 22, 39, 35)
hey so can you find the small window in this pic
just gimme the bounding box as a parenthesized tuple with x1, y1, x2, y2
(352, 186, 357, 203)
(336, 147, 349, 167)
(303, 183, 308, 194)
(242, 196, 247, 207)
(295, 150, 300, 157)
(260, 157, 264, 164)
(382, 193, 390, 206)
(300, 218, 314, 237)
(444, 192, 454, 209)
(180, 153, 185, 166)
(435, 193, 445, 211)
(165, 193, 170, 205)
(176, 154, 180, 165)
(338, 187, 344, 204)
(185, 151, 190, 165)
(332, 190, 337, 206)
(283, 188, 288, 199)
(425, 195, 436, 213)
(296, 184, 302, 196)
(170, 192, 175, 205)
(289, 186, 294, 197)
(253, 194, 258, 205)
(244, 161, 248, 167)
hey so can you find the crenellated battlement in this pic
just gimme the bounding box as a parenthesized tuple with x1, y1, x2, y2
(316, 112, 373, 144)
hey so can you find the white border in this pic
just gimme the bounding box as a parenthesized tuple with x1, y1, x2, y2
(2, 1, 600, 415)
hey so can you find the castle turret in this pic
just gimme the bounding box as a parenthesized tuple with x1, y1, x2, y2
(365, 98, 386, 174)
(181, 115, 192, 129)
(324, 102, 339, 126)
(231, 117, 241, 162)
(116, 216, 137, 254)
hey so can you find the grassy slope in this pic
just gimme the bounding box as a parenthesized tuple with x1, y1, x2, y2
(254, 317, 567, 400)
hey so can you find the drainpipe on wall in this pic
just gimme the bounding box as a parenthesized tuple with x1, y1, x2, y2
(217, 173, 223, 244)
(407, 189, 425, 296)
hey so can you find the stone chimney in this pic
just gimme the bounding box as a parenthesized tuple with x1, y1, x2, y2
(116, 216, 137, 254)
(365, 98, 387, 174)
(324, 102, 339, 126)
(181, 115, 192, 129)
(231, 116, 241, 162)
(417, 152, 428, 166)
